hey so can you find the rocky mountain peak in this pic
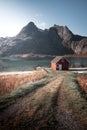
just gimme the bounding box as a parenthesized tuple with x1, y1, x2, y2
(0, 21, 87, 56)
(26, 22, 37, 29)
(51, 24, 73, 42)
(18, 22, 38, 37)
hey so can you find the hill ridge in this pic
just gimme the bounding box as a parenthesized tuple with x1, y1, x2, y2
(0, 22, 87, 56)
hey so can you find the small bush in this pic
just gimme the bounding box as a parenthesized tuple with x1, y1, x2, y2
(77, 75, 87, 94)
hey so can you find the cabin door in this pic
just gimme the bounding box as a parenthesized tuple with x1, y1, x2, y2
(59, 64, 62, 70)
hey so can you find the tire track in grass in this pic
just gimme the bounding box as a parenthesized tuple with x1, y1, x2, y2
(56, 76, 84, 130)
(0, 76, 64, 130)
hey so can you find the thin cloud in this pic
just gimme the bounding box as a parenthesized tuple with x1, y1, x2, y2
(37, 22, 47, 29)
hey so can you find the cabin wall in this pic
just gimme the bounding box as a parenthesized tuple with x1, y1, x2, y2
(51, 63, 56, 70)
(57, 60, 69, 70)
(51, 58, 69, 70)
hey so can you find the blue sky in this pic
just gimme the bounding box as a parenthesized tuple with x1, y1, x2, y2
(0, 0, 87, 37)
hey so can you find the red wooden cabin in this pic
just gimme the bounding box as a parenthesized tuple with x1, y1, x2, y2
(51, 56, 69, 70)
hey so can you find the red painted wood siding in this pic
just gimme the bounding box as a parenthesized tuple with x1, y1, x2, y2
(51, 63, 56, 70)
(57, 59, 69, 70)
(51, 58, 69, 70)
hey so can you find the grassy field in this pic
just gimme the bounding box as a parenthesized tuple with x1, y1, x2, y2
(0, 70, 48, 111)
(0, 69, 87, 129)
(63, 73, 87, 129)
(0, 71, 47, 95)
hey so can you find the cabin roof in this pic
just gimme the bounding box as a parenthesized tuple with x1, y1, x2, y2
(51, 56, 69, 64)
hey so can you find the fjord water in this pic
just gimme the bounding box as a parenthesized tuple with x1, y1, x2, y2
(68, 57, 87, 68)
(0, 57, 87, 72)
(0, 57, 53, 72)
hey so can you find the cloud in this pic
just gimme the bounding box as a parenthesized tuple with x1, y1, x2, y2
(37, 22, 47, 29)
(33, 13, 48, 29)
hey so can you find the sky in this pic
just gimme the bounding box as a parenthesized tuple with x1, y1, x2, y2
(0, 0, 87, 37)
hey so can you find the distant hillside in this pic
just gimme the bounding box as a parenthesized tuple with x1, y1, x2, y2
(0, 22, 87, 57)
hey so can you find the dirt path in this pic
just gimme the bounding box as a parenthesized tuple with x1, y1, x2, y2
(0, 72, 83, 130)
(0, 74, 63, 129)
(56, 82, 82, 130)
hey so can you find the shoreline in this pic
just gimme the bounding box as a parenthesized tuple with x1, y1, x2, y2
(0, 70, 37, 76)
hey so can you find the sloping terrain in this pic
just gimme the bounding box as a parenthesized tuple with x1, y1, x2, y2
(50, 25, 87, 54)
(0, 70, 87, 130)
(0, 22, 87, 56)
(0, 22, 73, 56)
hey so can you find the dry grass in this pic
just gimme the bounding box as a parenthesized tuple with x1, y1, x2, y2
(0, 70, 51, 111)
(77, 74, 87, 94)
(0, 71, 47, 95)
(0, 70, 64, 129)
(63, 73, 87, 128)
(0, 77, 50, 111)
(0, 69, 56, 111)
(0, 70, 87, 129)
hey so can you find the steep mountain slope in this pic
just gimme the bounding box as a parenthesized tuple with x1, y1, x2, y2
(51, 24, 87, 54)
(0, 22, 87, 56)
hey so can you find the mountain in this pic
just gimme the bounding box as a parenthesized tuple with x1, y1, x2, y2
(50, 25, 87, 54)
(0, 22, 87, 57)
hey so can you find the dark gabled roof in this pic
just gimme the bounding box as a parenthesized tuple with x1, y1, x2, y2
(51, 56, 69, 63)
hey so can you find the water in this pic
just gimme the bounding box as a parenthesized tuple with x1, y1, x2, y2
(0, 57, 53, 72)
(0, 57, 87, 72)
(67, 57, 87, 68)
